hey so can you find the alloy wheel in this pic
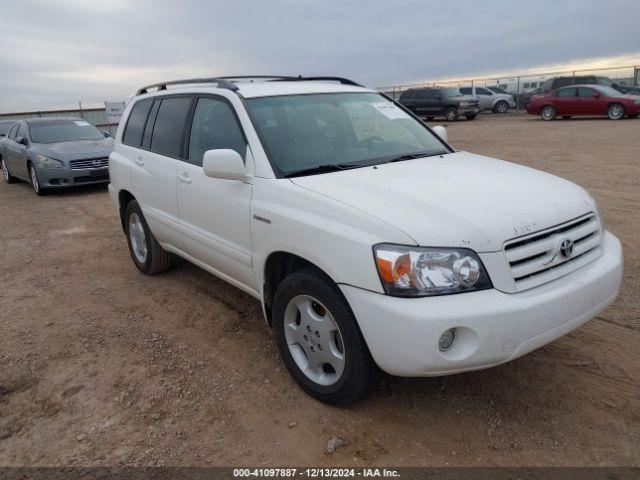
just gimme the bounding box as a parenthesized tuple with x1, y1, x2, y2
(128, 212, 148, 263)
(30, 166, 40, 193)
(608, 104, 624, 120)
(283, 295, 345, 386)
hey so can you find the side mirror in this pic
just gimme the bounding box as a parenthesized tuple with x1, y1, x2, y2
(432, 126, 448, 142)
(103, 131, 111, 138)
(202, 149, 246, 181)
(592, 93, 600, 99)
(16, 136, 28, 146)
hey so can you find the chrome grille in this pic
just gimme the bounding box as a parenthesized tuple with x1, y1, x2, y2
(504, 214, 602, 291)
(69, 157, 109, 170)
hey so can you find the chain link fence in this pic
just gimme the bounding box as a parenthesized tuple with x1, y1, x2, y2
(378, 65, 640, 108)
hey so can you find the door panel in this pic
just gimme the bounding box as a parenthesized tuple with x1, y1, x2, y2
(554, 88, 577, 115)
(576, 88, 605, 115)
(177, 96, 255, 289)
(177, 162, 254, 288)
(130, 148, 183, 249)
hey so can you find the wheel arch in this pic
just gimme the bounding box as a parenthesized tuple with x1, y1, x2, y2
(117, 189, 136, 232)
(262, 251, 339, 327)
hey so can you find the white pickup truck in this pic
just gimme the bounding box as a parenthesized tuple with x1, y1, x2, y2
(108, 76, 623, 405)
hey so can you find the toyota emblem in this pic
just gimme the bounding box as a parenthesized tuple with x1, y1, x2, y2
(559, 238, 574, 259)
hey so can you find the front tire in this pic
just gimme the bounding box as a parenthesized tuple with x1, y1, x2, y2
(444, 107, 459, 122)
(124, 200, 173, 275)
(493, 101, 509, 113)
(1, 158, 16, 184)
(607, 103, 625, 120)
(29, 164, 46, 196)
(540, 105, 556, 121)
(273, 268, 378, 406)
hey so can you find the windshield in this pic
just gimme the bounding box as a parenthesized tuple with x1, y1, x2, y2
(246, 93, 448, 177)
(29, 119, 104, 143)
(595, 85, 624, 97)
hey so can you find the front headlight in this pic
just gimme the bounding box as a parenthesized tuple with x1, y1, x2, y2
(35, 154, 63, 169)
(374, 244, 492, 297)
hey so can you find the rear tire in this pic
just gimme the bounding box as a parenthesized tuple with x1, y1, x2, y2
(607, 103, 625, 120)
(540, 105, 556, 121)
(444, 108, 459, 122)
(1, 158, 16, 184)
(124, 200, 173, 275)
(465, 113, 477, 120)
(493, 101, 509, 113)
(426, 116, 434, 121)
(273, 268, 378, 406)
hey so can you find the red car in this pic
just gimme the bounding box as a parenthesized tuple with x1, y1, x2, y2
(527, 84, 640, 120)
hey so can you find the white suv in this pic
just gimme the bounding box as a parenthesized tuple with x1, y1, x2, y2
(109, 76, 623, 405)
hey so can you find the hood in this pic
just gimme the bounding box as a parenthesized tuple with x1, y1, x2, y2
(33, 139, 113, 161)
(290, 151, 595, 252)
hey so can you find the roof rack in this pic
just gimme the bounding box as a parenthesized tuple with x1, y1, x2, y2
(269, 76, 363, 87)
(135, 75, 364, 96)
(136, 77, 239, 95)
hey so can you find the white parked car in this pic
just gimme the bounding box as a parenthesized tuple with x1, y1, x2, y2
(108, 76, 623, 405)
(459, 86, 516, 113)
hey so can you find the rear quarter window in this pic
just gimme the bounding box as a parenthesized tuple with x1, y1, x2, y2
(123, 99, 153, 147)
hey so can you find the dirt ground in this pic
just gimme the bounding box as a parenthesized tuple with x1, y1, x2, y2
(0, 113, 638, 467)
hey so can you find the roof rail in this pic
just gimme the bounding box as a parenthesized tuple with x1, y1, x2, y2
(135, 75, 364, 96)
(269, 76, 363, 87)
(136, 77, 239, 95)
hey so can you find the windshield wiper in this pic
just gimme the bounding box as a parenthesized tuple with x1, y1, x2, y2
(284, 163, 362, 178)
(387, 151, 447, 163)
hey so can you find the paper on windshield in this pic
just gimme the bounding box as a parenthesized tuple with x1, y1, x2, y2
(372, 102, 411, 120)
(74, 120, 91, 126)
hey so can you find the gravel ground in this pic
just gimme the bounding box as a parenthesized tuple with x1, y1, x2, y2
(0, 112, 638, 467)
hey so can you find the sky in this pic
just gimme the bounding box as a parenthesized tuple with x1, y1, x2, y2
(1, 0, 640, 112)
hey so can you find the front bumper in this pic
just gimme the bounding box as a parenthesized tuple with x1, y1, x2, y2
(340, 231, 623, 377)
(36, 166, 109, 188)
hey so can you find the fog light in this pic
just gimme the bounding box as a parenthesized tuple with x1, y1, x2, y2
(438, 328, 456, 352)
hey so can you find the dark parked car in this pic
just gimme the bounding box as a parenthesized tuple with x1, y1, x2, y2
(0, 118, 113, 195)
(0, 120, 16, 137)
(615, 84, 640, 95)
(540, 75, 628, 94)
(527, 85, 640, 120)
(399, 87, 479, 121)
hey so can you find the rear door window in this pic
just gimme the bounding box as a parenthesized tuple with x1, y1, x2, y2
(459, 87, 472, 95)
(414, 90, 427, 100)
(578, 87, 596, 97)
(556, 87, 576, 97)
(123, 99, 153, 147)
(150, 96, 193, 158)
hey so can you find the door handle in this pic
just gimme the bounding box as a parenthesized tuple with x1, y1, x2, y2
(177, 173, 192, 184)
(133, 155, 144, 166)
